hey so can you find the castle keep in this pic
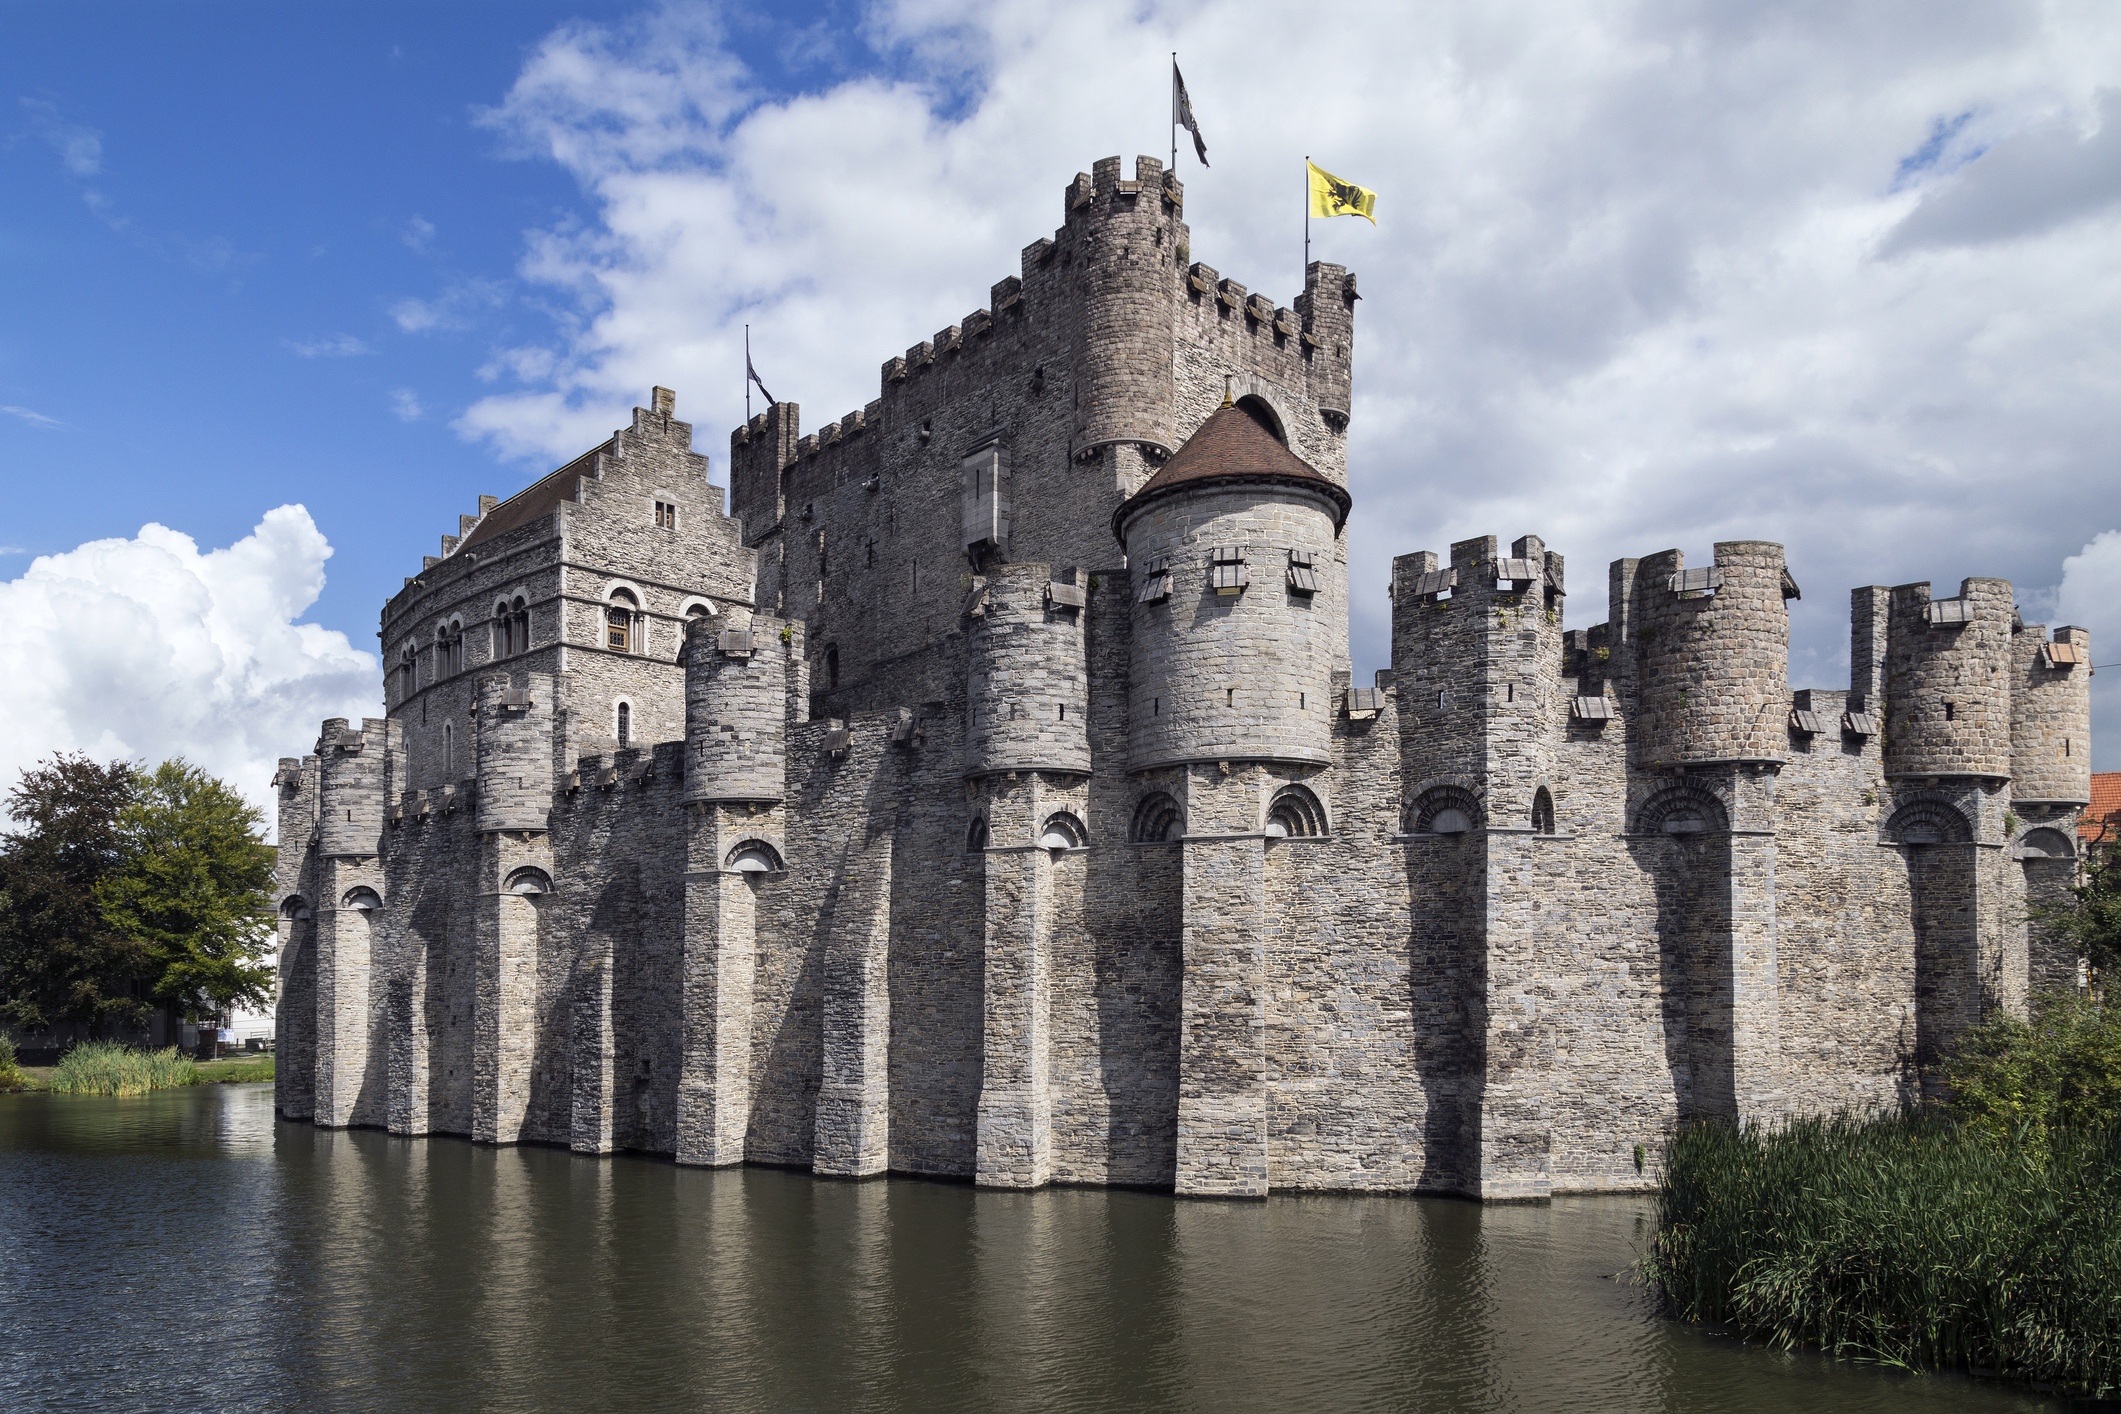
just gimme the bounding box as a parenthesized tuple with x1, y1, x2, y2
(271, 155, 2094, 1199)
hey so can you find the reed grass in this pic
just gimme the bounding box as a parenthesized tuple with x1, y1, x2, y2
(1641, 1110, 2121, 1396)
(46, 1039, 199, 1096)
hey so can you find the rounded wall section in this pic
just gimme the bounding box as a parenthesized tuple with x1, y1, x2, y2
(1069, 156, 1176, 460)
(1631, 541, 1789, 763)
(965, 565, 1090, 777)
(1885, 578, 2015, 778)
(685, 608, 789, 802)
(317, 717, 388, 857)
(475, 672, 556, 833)
(1121, 485, 1339, 770)
(2011, 627, 2092, 803)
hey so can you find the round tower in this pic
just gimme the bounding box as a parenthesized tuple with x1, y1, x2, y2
(1115, 399, 1350, 771)
(685, 608, 789, 803)
(317, 717, 389, 857)
(1885, 577, 2015, 779)
(2010, 624, 2092, 804)
(475, 672, 557, 834)
(1629, 541, 1791, 763)
(1068, 155, 1179, 466)
(964, 565, 1090, 778)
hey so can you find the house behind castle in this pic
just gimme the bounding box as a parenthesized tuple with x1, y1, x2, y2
(270, 155, 2094, 1199)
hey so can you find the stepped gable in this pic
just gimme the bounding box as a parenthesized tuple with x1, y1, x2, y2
(458, 441, 609, 551)
(1112, 398, 1351, 543)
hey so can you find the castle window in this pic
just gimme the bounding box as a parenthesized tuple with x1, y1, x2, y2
(616, 702, 631, 745)
(1265, 785, 1327, 838)
(655, 500, 679, 530)
(511, 597, 529, 655)
(397, 645, 416, 700)
(1532, 788, 1556, 835)
(1286, 549, 1319, 595)
(1130, 792, 1184, 842)
(966, 817, 989, 852)
(1945, 702, 1956, 722)
(1209, 546, 1248, 595)
(607, 590, 638, 653)
(825, 645, 840, 689)
(1137, 557, 1172, 604)
(443, 721, 453, 776)
(1407, 786, 1481, 836)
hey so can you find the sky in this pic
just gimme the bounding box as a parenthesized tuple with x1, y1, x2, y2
(3, 0, 2119, 829)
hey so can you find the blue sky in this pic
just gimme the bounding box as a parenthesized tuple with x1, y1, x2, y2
(5, 0, 2121, 805)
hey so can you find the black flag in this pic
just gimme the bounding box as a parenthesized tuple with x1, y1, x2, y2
(1173, 62, 1208, 167)
(747, 351, 776, 406)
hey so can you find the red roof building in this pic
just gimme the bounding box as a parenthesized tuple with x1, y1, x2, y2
(2082, 772, 2121, 847)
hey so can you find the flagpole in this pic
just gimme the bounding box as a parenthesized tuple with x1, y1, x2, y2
(1170, 54, 1177, 173)
(744, 324, 751, 421)
(1303, 155, 1310, 279)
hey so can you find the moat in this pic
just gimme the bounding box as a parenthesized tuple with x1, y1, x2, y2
(0, 1086, 2097, 1412)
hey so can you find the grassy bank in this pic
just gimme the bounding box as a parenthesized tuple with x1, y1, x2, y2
(195, 1055, 274, 1084)
(1641, 1111, 2121, 1396)
(47, 1040, 199, 1095)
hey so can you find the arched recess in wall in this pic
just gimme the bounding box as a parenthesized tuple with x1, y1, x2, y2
(966, 816, 989, 852)
(1039, 812, 1087, 851)
(1406, 785, 1481, 836)
(341, 886, 382, 917)
(602, 580, 645, 655)
(1531, 786, 1557, 835)
(1884, 800, 1972, 847)
(1265, 784, 1327, 838)
(1130, 791, 1184, 842)
(503, 866, 553, 897)
(2018, 827, 2076, 860)
(677, 597, 717, 661)
(1632, 784, 1730, 837)
(1224, 374, 1296, 445)
(824, 644, 841, 690)
(279, 895, 312, 923)
(725, 839, 785, 873)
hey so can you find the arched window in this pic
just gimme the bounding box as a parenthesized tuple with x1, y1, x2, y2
(1531, 787, 1557, 836)
(397, 645, 416, 700)
(493, 601, 513, 658)
(443, 720, 454, 776)
(513, 596, 529, 654)
(966, 816, 989, 851)
(1130, 792, 1184, 842)
(725, 840, 785, 873)
(1039, 812, 1087, 851)
(680, 601, 713, 662)
(616, 701, 632, 746)
(825, 645, 841, 689)
(1883, 800, 1971, 847)
(1265, 784, 1327, 838)
(1406, 786, 1480, 836)
(607, 589, 638, 653)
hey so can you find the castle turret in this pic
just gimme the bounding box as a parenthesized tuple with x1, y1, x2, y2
(1068, 156, 1180, 469)
(475, 673, 556, 834)
(1630, 542, 1793, 765)
(964, 565, 1090, 778)
(1885, 578, 2015, 780)
(684, 608, 790, 802)
(312, 716, 394, 1129)
(2011, 625, 2092, 806)
(1298, 260, 1355, 437)
(317, 717, 390, 857)
(1115, 398, 1350, 771)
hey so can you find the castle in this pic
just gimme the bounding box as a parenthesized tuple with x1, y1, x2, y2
(270, 154, 2094, 1199)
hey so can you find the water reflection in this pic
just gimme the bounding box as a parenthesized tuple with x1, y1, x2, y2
(0, 1087, 2093, 1413)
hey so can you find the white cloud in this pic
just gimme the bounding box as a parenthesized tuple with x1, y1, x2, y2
(390, 387, 424, 421)
(21, 97, 102, 176)
(282, 334, 371, 358)
(390, 276, 508, 333)
(403, 214, 437, 252)
(0, 507, 380, 829)
(2051, 531, 2121, 775)
(450, 0, 2121, 765)
(1, 405, 62, 429)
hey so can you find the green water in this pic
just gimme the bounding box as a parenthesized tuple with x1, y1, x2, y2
(0, 1085, 2100, 1412)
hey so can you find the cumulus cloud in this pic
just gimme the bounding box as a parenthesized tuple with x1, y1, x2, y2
(390, 387, 424, 421)
(0, 507, 380, 829)
(283, 333, 370, 358)
(448, 0, 2121, 763)
(2049, 531, 2121, 774)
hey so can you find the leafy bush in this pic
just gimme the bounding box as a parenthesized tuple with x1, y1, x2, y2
(1642, 1111, 2121, 1395)
(1942, 993, 2121, 1142)
(0, 1032, 24, 1092)
(47, 1039, 198, 1095)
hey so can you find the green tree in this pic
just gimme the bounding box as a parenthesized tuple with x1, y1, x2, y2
(2031, 816, 2121, 993)
(99, 759, 277, 1022)
(0, 753, 150, 1035)
(1941, 991, 2121, 1142)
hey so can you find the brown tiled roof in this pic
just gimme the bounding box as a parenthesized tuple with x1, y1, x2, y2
(2082, 772, 2121, 844)
(1112, 401, 1350, 543)
(457, 441, 610, 552)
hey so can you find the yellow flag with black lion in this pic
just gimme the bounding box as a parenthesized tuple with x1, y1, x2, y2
(1308, 161, 1376, 224)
